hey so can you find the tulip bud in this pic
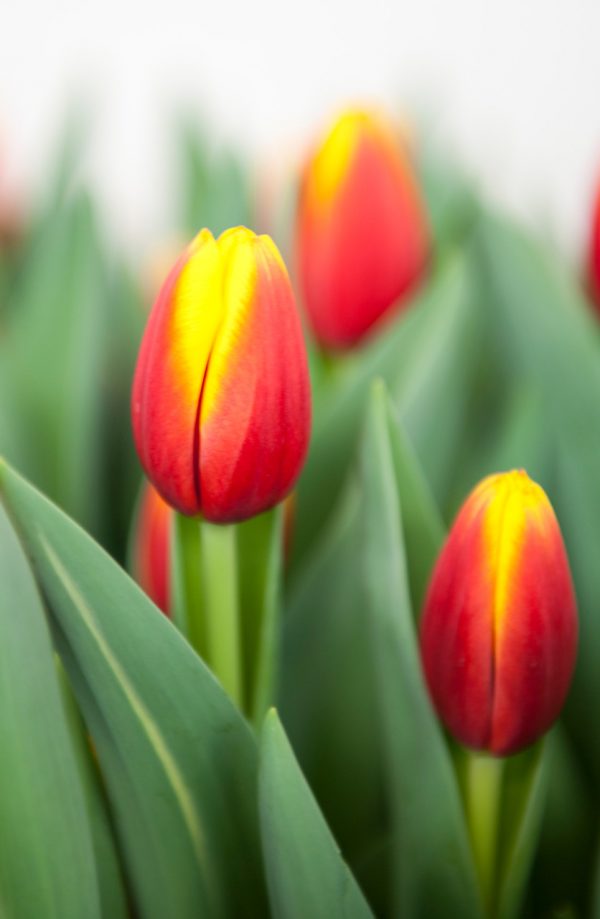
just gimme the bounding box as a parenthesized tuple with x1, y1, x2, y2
(420, 470, 577, 756)
(132, 227, 311, 522)
(587, 178, 600, 308)
(296, 108, 429, 349)
(131, 481, 172, 615)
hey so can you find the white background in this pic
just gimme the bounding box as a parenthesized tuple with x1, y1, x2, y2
(1, 0, 599, 259)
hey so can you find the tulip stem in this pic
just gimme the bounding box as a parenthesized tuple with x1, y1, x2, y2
(201, 521, 243, 709)
(465, 751, 504, 916)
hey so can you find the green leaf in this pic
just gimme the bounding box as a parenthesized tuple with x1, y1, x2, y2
(293, 249, 478, 572)
(359, 380, 480, 919)
(58, 665, 128, 919)
(383, 405, 444, 616)
(1, 193, 108, 539)
(281, 482, 387, 908)
(0, 460, 267, 919)
(259, 709, 374, 919)
(0, 501, 100, 918)
(531, 727, 595, 916)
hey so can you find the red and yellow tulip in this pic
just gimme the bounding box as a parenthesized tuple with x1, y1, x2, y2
(420, 470, 578, 756)
(296, 108, 429, 349)
(131, 481, 172, 616)
(132, 227, 311, 523)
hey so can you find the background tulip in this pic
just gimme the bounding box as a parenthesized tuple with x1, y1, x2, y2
(587, 177, 600, 308)
(420, 470, 578, 757)
(131, 481, 172, 615)
(131, 227, 311, 523)
(296, 108, 429, 349)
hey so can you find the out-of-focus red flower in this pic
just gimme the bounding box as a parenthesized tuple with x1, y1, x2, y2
(587, 178, 600, 308)
(132, 481, 172, 616)
(131, 226, 311, 523)
(296, 108, 429, 350)
(420, 470, 578, 756)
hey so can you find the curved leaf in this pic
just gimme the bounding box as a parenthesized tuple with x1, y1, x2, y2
(259, 709, 374, 919)
(0, 501, 101, 918)
(359, 381, 481, 919)
(0, 460, 267, 919)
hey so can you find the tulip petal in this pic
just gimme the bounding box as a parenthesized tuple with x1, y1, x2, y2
(131, 230, 224, 514)
(199, 230, 310, 523)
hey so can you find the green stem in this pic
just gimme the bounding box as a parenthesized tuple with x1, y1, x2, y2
(465, 751, 504, 916)
(201, 521, 243, 708)
(171, 514, 206, 657)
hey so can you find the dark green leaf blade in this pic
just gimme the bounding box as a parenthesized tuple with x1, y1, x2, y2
(259, 709, 374, 919)
(0, 501, 101, 918)
(359, 381, 481, 919)
(0, 460, 267, 919)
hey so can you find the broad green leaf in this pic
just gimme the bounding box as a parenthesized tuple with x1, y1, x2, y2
(1, 193, 108, 540)
(0, 501, 100, 918)
(0, 460, 267, 919)
(58, 665, 128, 919)
(259, 709, 374, 919)
(281, 480, 387, 907)
(383, 405, 444, 615)
(531, 728, 595, 916)
(359, 381, 480, 919)
(293, 249, 478, 571)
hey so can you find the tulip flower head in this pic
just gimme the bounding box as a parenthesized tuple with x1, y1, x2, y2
(587, 177, 600, 309)
(420, 471, 577, 757)
(296, 108, 429, 349)
(132, 481, 172, 616)
(132, 227, 311, 523)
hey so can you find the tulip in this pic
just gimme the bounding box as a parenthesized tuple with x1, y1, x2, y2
(587, 177, 600, 308)
(132, 227, 311, 523)
(131, 481, 172, 615)
(420, 470, 578, 756)
(296, 108, 429, 349)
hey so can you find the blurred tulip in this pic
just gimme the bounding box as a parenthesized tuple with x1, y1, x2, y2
(296, 108, 429, 349)
(132, 226, 311, 523)
(587, 178, 600, 308)
(132, 481, 172, 615)
(420, 470, 578, 756)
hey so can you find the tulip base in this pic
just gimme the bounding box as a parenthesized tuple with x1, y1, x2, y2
(465, 751, 504, 916)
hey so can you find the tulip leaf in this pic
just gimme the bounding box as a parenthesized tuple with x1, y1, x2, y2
(531, 727, 595, 916)
(293, 249, 478, 573)
(495, 741, 549, 919)
(259, 709, 374, 919)
(281, 481, 388, 911)
(0, 500, 101, 918)
(383, 401, 445, 616)
(58, 665, 129, 919)
(0, 460, 268, 919)
(359, 380, 481, 919)
(1, 193, 108, 540)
